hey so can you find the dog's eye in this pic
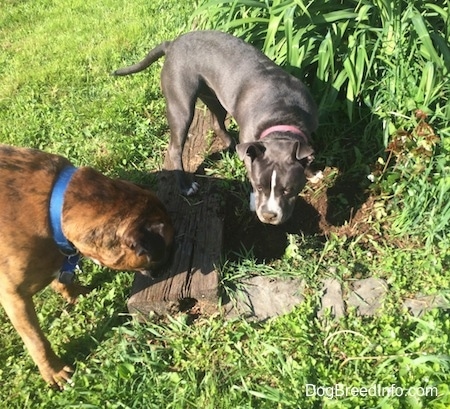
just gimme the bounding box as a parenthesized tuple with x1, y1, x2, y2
(283, 188, 292, 195)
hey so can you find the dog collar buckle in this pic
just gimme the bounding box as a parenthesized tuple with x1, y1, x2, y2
(58, 254, 81, 284)
(59, 270, 75, 284)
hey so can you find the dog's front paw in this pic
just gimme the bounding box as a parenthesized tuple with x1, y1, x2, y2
(53, 365, 75, 391)
(41, 359, 74, 391)
(182, 181, 200, 196)
(175, 170, 200, 196)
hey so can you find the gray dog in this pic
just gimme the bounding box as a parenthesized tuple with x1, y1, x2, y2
(114, 30, 321, 225)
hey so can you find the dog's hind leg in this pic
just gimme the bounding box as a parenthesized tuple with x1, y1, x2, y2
(162, 78, 200, 195)
(166, 101, 200, 195)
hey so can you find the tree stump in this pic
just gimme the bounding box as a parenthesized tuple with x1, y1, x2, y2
(127, 107, 228, 321)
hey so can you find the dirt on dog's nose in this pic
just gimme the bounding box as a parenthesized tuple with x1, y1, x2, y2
(262, 211, 279, 224)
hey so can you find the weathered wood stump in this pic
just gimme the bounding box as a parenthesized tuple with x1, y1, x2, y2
(127, 107, 228, 321)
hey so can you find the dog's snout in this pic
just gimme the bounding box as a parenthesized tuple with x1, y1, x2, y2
(262, 211, 278, 223)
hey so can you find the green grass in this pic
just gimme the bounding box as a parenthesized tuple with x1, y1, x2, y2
(0, 0, 191, 176)
(1, 0, 450, 408)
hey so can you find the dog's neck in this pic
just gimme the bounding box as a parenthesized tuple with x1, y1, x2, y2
(49, 166, 80, 283)
(259, 125, 307, 141)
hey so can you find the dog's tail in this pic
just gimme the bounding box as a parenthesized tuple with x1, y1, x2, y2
(113, 41, 170, 76)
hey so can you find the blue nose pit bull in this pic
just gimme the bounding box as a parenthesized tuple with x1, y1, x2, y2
(114, 30, 321, 225)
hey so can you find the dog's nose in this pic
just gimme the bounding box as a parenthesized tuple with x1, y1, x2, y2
(262, 211, 278, 223)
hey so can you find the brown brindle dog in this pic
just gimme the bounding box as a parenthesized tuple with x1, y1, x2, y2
(0, 145, 174, 389)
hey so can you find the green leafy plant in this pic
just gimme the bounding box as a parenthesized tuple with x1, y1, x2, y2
(193, 0, 449, 125)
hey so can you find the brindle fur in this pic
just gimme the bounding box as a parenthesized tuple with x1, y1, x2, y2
(0, 145, 173, 389)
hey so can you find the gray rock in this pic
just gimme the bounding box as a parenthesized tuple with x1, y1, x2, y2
(346, 277, 388, 316)
(318, 278, 345, 318)
(223, 276, 305, 321)
(403, 294, 450, 317)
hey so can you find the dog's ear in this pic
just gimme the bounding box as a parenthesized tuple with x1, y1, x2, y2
(294, 142, 314, 167)
(236, 142, 266, 161)
(125, 223, 166, 260)
(124, 228, 146, 256)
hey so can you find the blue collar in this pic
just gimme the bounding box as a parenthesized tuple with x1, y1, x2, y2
(49, 166, 80, 283)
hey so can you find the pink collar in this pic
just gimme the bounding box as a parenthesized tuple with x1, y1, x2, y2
(259, 125, 307, 140)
